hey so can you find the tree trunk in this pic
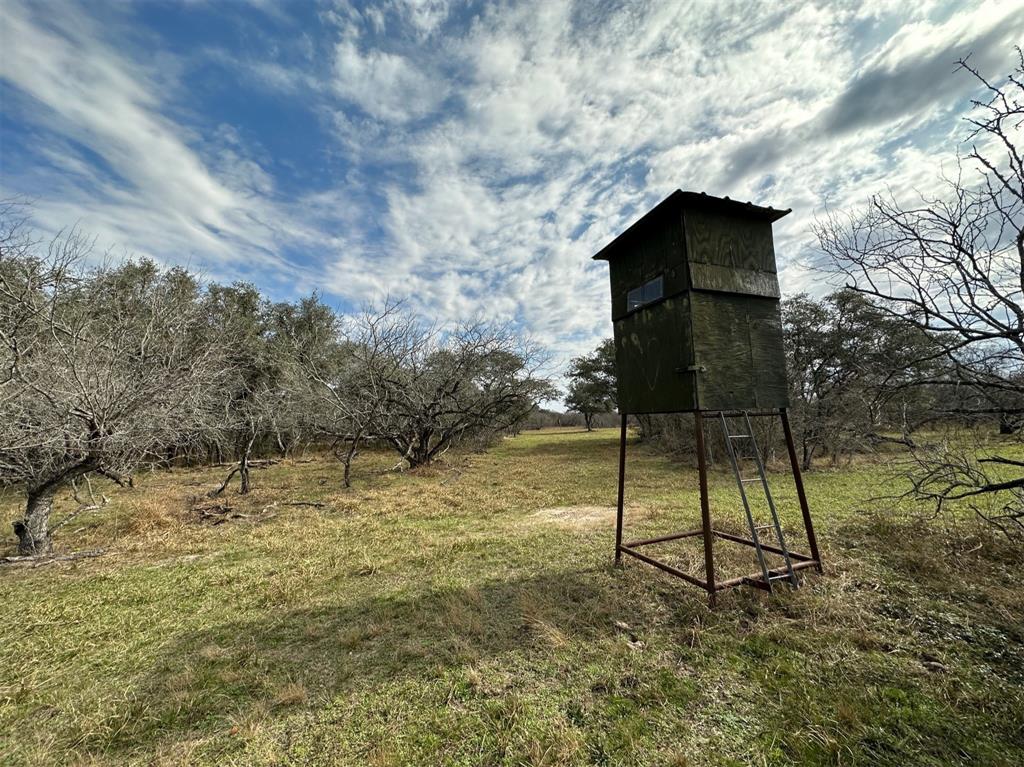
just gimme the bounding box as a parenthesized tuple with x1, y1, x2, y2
(408, 444, 431, 468)
(14, 490, 55, 556)
(401, 430, 435, 469)
(801, 439, 814, 472)
(239, 450, 251, 494)
(238, 430, 256, 495)
(335, 433, 361, 489)
(584, 413, 594, 431)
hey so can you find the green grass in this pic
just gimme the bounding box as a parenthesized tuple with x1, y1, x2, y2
(1, 428, 1022, 766)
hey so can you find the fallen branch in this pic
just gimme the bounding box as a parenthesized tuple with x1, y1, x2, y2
(207, 459, 282, 469)
(260, 500, 327, 514)
(188, 497, 323, 526)
(208, 458, 283, 497)
(208, 465, 240, 497)
(1, 548, 106, 567)
(189, 500, 245, 525)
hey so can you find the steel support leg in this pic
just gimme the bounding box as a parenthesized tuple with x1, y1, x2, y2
(615, 412, 627, 565)
(780, 408, 822, 572)
(695, 412, 716, 605)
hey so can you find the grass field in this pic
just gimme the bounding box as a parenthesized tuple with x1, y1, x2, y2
(1, 427, 1023, 766)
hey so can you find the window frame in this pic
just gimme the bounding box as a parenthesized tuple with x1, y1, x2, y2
(626, 274, 665, 314)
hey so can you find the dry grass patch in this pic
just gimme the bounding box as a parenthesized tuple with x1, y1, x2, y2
(532, 504, 645, 528)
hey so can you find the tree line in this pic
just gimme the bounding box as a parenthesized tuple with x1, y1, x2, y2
(0, 212, 554, 555)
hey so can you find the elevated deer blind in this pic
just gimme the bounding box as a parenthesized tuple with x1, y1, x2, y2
(593, 190, 822, 604)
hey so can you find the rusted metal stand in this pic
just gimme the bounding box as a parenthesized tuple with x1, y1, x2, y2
(614, 408, 821, 605)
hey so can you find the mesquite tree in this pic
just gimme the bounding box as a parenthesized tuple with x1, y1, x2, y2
(365, 310, 554, 468)
(0, 221, 220, 554)
(564, 338, 617, 431)
(284, 301, 554, 474)
(279, 295, 375, 488)
(782, 290, 945, 469)
(818, 49, 1024, 535)
(203, 283, 295, 496)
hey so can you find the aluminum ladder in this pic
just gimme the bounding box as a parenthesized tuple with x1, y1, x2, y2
(719, 411, 798, 591)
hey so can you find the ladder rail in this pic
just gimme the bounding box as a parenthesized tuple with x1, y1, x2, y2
(742, 411, 798, 587)
(719, 412, 772, 588)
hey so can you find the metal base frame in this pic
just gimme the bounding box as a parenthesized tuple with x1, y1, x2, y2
(613, 408, 822, 606)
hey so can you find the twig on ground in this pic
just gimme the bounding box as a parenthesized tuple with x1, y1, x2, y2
(189, 497, 324, 526)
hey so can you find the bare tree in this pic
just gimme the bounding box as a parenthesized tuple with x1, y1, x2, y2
(359, 307, 555, 469)
(818, 48, 1024, 534)
(0, 222, 221, 554)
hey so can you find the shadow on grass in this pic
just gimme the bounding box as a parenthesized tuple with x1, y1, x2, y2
(508, 433, 625, 460)
(45, 514, 1024, 764)
(83, 567, 697, 758)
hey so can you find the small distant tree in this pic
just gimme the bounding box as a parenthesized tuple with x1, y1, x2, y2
(0, 218, 219, 554)
(564, 338, 617, 430)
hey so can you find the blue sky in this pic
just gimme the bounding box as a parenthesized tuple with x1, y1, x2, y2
(1, 0, 1021, 374)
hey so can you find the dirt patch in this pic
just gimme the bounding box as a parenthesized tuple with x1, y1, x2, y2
(532, 505, 644, 528)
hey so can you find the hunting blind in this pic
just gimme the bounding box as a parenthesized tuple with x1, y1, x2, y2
(593, 190, 821, 603)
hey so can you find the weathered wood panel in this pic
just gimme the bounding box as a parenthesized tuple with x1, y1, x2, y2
(608, 239, 642, 320)
(747, 301, 789, 408)
(690, 293, 755, 410)
(613, 295, 697, 413)
(608, 205, 687, 321)
(690, 293, 788, 410)
(688, 262, 780, 298)
(684, 208, 780, 298)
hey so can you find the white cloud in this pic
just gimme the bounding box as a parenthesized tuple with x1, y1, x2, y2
(318, 0, 1022, 366)
(0, 0, 327, 288)
(333, 39, 447, 122)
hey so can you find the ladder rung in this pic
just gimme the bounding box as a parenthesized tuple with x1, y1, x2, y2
(728, 434, 751, 439)
(741, 478, 760, 483)
(754, 525, 773, 531)
(768, 574, 794, 581)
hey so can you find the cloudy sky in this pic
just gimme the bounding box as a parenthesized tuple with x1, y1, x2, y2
(1, 0, 1021, 372)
